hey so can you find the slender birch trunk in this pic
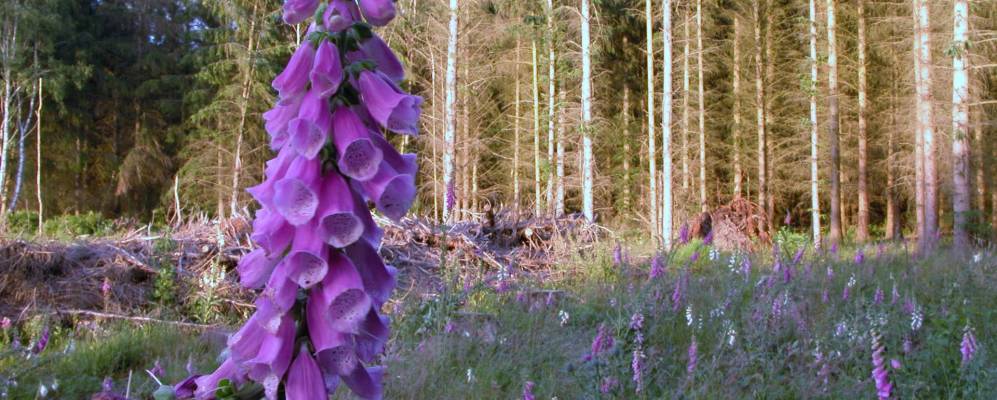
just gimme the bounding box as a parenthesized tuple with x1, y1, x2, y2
(0, 17, 16, 216)
(646, 0, 657, 234)
(826, 0, 842, 246)
(430, 50, 439, 222)
(753, 1, 767, 224)
(974, 111, 986, 213)
(682, 3, 690, 192)
(461, 64, 471, 219)
(581, 0, 594, 221)
(856, 0, 869, 241)
(546, 0, 556, 215)
(10, 79, 34, 211)
(35, 77, 41, 234)
(951, 0, 970, 249)
(808, 0, 821, 246)
(661, 0, 673, 246)
(913, 29, 925, 243)
(914, 0, 936, 251)
(695, 0, 706, 214)
(514, 41, 521, 216)
(733, 17, 743, 198)
(555, 85, 566, 217)
(532, 40, 542, 217)
(623, 81, 631, 211)
(230, 0, 259, 216)
(442, 0, 458, 223)
(764, 4, 775, 229)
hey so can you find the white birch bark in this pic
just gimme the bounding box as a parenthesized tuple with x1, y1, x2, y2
(581, 0, 594, 221)
(827, 0, 842, 246)
(753, 0, 767, 224)
(733, 17, 742, 198)
(646, 0, 656, 233)
(661, 0, 673, 247)
(951, 0, 970, 249)
(682, 3, 690, 192)
(514, 41, 521, 216)
(229, 0, 259, 216)
(555, 85, 565, 217)
(532, 40, 542, 217)
(856, 0, 869, 241)
(695, 0, 706, 213)
(808, 0, 821, 246)
(35, 77, 41, 233)
(442, 0, 459, 223)
(914, 0, 936, 250)
(546, 0, 556, 215)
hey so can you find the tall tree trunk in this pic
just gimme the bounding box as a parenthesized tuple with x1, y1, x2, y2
(646, 0, 657, 234)
(764, 3, 775, 230)
(513, 41, 521, 217)
(856, 0, 869, 241)
(808, 0, 821, 246)
(951, 0, 970, 249)
(682, 3, 690, 193)
(661, 0, 673, 247)
(35, 77, 41, 234)
(695, 0, 706, 214)
(753, 0, 768, 228)
(443, 0, 459, 223)
(974, 110, 986, 214)
(623, 81, 631, 211)
(546, 0, 556, 215)
(581, 0, 594, 221)
(733, 17, 743, 198)
(532, 40, 542, 218)
(555, 84, 566, 217)
(826, 0, 842, 246)
(886, 84, 898, 240)
(229, 0, 259, 216)
(9, 79, 34, 211)
(461, 64, 471, 219)
(0, 16, 17, 216)
(430, 50, 440, 222)
(914, 0, 937, 251)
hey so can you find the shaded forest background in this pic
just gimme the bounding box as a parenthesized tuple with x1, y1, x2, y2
(2, 0, 996, 244)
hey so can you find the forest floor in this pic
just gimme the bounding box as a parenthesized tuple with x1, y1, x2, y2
(0, 221, 995, 399)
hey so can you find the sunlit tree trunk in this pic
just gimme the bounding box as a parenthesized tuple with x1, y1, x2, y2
(764, 4, 775, 229)
(661, 0, 673, 247)
(430, 50, 440, 222)
(733, 17, 743, 198)
(753, 0, 767, 224)
(0, 16, 16, 216)
(442, 0, 458, 223)
(856, 0, 869, 241)
(230, 0, 259, 216)
(35, 77, 41, 234)
(555, 84, 566, 216)
(546, 0, 556, 215)
(623, 79, 631, 211)
(9, 78, 35, 211)
(974, 111, 986, 213)
(826, 0, 842, 246)
(646, 0, 657, 234)
(951, 0, 970, 249)
(914, 0, 937, 251)
(581, 0, 594, 221)
(808, 0, 821, 246)
(682, 3, 690, 193)
(695, 0, 706, 214)
(460, 64, 470, 219)
(886, 85, 898, 240)
(513, 41, 521, 217)
(532, 40, 542, 218)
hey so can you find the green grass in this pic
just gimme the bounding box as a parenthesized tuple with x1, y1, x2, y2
(2, 241, 994, 399)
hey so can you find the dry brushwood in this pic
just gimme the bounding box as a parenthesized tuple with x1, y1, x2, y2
(689, 197, 771, 251)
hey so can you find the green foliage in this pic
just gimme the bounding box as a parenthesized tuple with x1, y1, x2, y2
(774, 225, 810, 253)
(4, 210, 39, 236)
(42, 211, 114, 238)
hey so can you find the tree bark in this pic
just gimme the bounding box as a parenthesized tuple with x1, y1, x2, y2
(914, 0, 937, 251)
(733, 17, 743, 198)
(951, 0, 970, 249)
(856, 0, 869, 241)
(826, 0, 842, 246)
(430, 50, 440, 222)
(646, 0, 657, 235)
(532, 40, 542, 218)
(513, 41, 521, 217)
(695, 0, 706, 214)
(764, 2, 775, 230)
(555, 84, 566, 217)
(808, 0, 821, 246)
(661, 0, 673, 247)
(753, 0, 768, 229)
(442, 0, 459, 223)
(581, 0, 594, 221)
(35, 77, 41, 234)
(682, 3, 690, 193)
(623, 79, 631, 211)
(546, 0, 556, 215)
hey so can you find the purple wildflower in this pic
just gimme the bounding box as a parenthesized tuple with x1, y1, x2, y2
(891, 284, 899, 305)
(522, 381, 536, 400)
(821, 288, 830, 304)
(282, 0, 320, 24)
(589, 324, 614, 359)
(101, 277, 112, 298)
(649, 254, 664, 280)
(632, 348, 645, 393)
(102, 377, 114, 393)
(792, 247, 806, 265)
(870, 331, 893, 400)
(961, 325, 978, 366)
(783, 262, 793, 284)
(33, 327, 49, 354)
(784, 212, 792, 226)
(689, 250, 700, 263)
(902, 336, 913, 354)
(874, 287, 884, 305)
(903, 296, 915, 315)
(599, 377, 618, 394)
(703, 230, 714, 245)
(613, 243, 623, 266)
(678, 223, 690, 244)
(890, 359, 902, 370)
(687, 336, 698, 376)
(741, 257, 752, 279)
(671, 274, 685, 312)
(629, 313, 644, 332)
(0, 317, 10, 330)
(151, 359, 165, 377)
(854, 248, 865, 265)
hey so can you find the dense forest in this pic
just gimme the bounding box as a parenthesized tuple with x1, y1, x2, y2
(2, 0, 997, 249)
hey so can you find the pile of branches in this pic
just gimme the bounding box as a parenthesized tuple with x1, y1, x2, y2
(690, 197, 770, 251)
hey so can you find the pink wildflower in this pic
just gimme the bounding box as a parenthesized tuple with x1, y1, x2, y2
(961, 325, 978, 366)
(870, 330, 893, 400)
(522, 381, 536, 400)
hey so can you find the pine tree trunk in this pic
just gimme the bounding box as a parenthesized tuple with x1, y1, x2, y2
(808, 0, 821, 246)
(229, 0, 259, 216)
(513, 41, 521, 217)
(951, 0, 970, 249)
(35, 77, 41, 234)
(974, 111, 987, 214)
(9, 81, 34, 211)
(682, 3, 690, 193)
(886, 90, 898, 240)
(733, 17, 743, 198)
(546, 0, 556, 215)
(753, 0, 768, 227)
(623, 81, 631, 211)
(764, 3, 775, 230)
(532, 40, 542, 218)
(430, 50, 440, 222)
(555, 84, 566, 217)
(461, 64, 471, 219)
(695, 0, 706, 214)
(661, 0, 673, 247)
(581, 0, 594, 221)
(442, 0, 459, 223)
(856, 0, 869, 241)
(826, 0, 842, 246)
(914, 0, 937, 251)
(646, 0, 657, 234)
(0, 17, 17, 217)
